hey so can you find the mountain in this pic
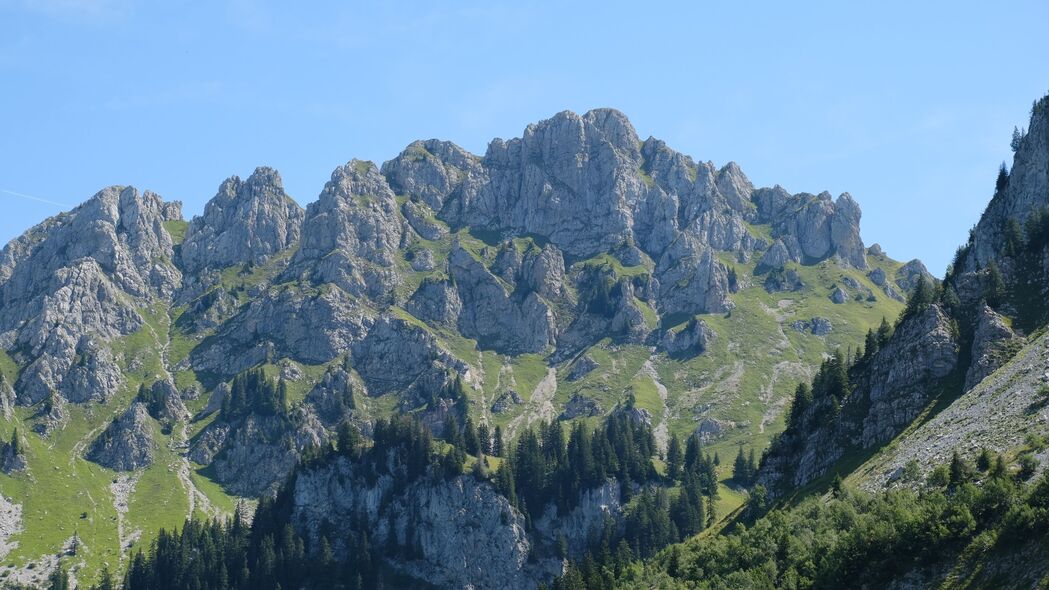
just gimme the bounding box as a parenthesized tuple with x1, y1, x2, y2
(0, 108, 910, 587)
(757, 94, 1049, 499)
(589, 93, 1049, 590)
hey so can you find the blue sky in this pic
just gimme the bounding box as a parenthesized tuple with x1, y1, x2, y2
(1, 1, 1046, 274)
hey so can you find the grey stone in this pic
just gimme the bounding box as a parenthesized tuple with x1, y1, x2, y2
(180, 167, 303, 274)
(86, 403, 156, 471)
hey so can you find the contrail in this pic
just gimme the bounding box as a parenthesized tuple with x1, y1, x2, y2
(1, 189, 68, 208)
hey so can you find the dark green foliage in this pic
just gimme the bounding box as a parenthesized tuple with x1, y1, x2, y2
(904, 277, 936, 318)
(477, 422, 491, 455)
(221, 369, 288, 420)
(984, 259, 1006, 307)
(501, 415, 658, 521)
(463, 416, 480, 456)
(624, 488, 678, 558)
(563, 461, 1049, 590)
(976, 448, 993, 472)
(786, 383, 813, 429)
(1004, 217, 1025, 257)
(1018, 453, 1039, 481)
(949, 450, 975, 488)
(336, 422, 362, 460)
(665, 433, 683, 481)
(135, 383, 166, 418)
(492, 425, 505, 457)
(48, 567, 70, 590)
(996, 161, 1009, 194)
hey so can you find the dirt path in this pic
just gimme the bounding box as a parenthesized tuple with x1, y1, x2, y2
(0, 494, 22, 560)
(640, 359, 671, 453)
(506, 368, 557, 440)
(111, 473, 141, 561)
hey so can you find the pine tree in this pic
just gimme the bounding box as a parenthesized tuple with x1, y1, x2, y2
(996, 161, 1009, 193)
(992, 455, 1009, 480)
(733, 447, 749, 484)
(47, 567, 69, 590)
(949, 450, 973, 487)
(787, 383, 813, 427)
(746, 448, 758, 484)
(337, 421, 361, 459)
(985, 260, 1006, 307)
(1011, 126, 1024, 152)
(665, 433, 682, 481)
(493, 425, 504, 457)
(905, 277, 935, 317)
(463, 416, 480, 455)
(478, 422, 492, 455)
(877, 317, 893, 345)
(976, 448, 993, 472)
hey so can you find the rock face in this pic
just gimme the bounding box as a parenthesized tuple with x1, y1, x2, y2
(965, 304, 1022, 391)
(192, 411, 326, 497)
(860, 306, 959, 446)
(0, 106, 914, 578)
(449, 244, 556, 355)
(0, 186, 179, 405)
(86, 403, 156, 471)
(286, 160, 405, 301)
(659, 318, 714, 358)
(895, 259, 933, 294)
(967, 96, 1049, 274)
(180, 167, 303, 274)
(858, 330, 1049, 492)
(753, 189, 866, 268)
(290, 457, 561, 589)
(759, 305, 959, 493)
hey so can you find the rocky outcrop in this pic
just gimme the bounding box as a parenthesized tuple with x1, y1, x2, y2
(191, 286, 371, 374)
(753, 189, 866, 268)
(654, 235, 732, 316)
(194, 411, 326, 496)
(965, 305, 1022, 391)
(791, 317, 833, 336)
(286, 160, 405, 301)
(559, 395, 602, 419)
(858, 330, 1049, 492)
(86, 403, 156, 471)
(180, 167, 303, 274)
(659, 318, 713, 358)
(895, 259, 933, 294)
(566, 355, 599, 382)
(290, 457, 561, 589)
(860, 305, 959, 446)
(759, 305, 959, 493)
(0, 434, 25, 474)
(756, 239, 795, 272)
(0, 184, 181, 406)
(351, 315, 468, 398)
(449, 245, 556, 355)
(967, 96, 1049, 273)
(830, 287, 848, 304)
(534, 479, 623, 557)
(406, 278, 462, 328)
(140, 379, 190, 425)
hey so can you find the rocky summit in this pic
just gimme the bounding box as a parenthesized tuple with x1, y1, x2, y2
(12, 98, 1049, 583)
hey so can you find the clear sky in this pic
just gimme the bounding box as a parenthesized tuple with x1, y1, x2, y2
(1, 1, 1046, 274)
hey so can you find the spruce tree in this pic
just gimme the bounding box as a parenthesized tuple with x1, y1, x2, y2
(666, 433, 682, 481)
(733, 447, 748, 484)
(463, 416, 480, 455)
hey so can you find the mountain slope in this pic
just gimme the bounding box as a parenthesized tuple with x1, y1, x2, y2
(0, 109, 907, 585)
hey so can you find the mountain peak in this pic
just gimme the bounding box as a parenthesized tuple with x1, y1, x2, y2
(179, 166, 304, 274)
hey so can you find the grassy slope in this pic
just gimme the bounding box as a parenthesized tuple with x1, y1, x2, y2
(0, 211, 906, 583)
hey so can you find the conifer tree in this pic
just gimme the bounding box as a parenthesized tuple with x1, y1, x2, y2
(666, 432, 683, 481)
